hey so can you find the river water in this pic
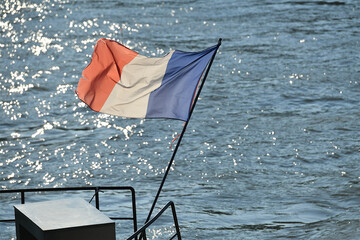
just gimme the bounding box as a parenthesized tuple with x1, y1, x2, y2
(1, 0, 359, 239)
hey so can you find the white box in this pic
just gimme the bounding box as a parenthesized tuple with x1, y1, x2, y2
(14, 198, 115, 240)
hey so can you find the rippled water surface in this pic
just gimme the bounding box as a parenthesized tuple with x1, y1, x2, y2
(1, 0, 359, 239)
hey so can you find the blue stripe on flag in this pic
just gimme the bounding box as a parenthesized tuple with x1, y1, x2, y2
(145, 46, 217, 121)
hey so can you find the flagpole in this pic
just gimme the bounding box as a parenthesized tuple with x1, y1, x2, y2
(144, 38, 222, 226)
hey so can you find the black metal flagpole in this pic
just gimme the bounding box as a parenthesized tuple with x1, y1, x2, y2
(144, 38, 222, 225)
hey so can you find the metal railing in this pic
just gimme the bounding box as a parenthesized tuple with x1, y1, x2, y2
(127, 201, 181, 240)
(0, 186, 181, 240)
(0, 186, 138, 235)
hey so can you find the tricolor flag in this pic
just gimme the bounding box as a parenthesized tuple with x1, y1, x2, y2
(77, 38, 218, 121)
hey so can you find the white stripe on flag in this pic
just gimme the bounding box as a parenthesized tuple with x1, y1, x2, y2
(100, 51, 175, 118)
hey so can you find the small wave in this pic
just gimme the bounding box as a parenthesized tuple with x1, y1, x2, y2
(203, 209, 233, 216)
(31, 86, 50, 92)
(285, 1, 346, 6)
(216, 223, 286, 231)
(302, 96, 344, 103)
(281, 94, 345, 103)
(56, 126, 95, 131)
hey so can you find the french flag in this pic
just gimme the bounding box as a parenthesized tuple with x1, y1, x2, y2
(77, 38, 218, 121)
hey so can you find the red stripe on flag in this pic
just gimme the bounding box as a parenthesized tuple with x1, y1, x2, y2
(77, 38, 138, 112)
